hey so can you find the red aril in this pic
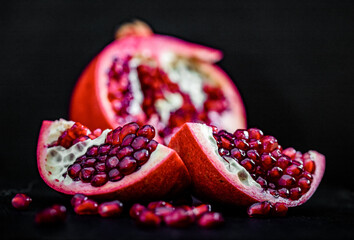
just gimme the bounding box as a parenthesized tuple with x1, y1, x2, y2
(11, 193, 32, 210)
(70, 21, 246, 144)
(37, 119, 190, 201)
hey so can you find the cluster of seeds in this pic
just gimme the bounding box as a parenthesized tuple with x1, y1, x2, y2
(247, 201, 288, 218)
(130, 201, 224, 228)
(66, 122, 158, 187)
(212, 127, 316, 200)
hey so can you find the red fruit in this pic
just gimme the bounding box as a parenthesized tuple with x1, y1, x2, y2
(136, 210, 161, 228)
(74, 199, 98, 215)
(70, 21, 246, 144)
(192, 204, 212, 219)
(164, 208, 195, 228)
(169, 123, 325, 208)
(197, 212, 224, 228)
(272, 203, 288, 217)
(98, 200, 123, 218)
(11, 193, 32, 210)
(37, 119, 190, 201)
(247, 201, 271, 217)
(147, 201, 173, 210)
(71, 194, 88, 207)
(129, 203, 146, 220)
(35, 205, 67, 225)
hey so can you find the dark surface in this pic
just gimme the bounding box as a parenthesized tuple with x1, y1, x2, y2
(1, 0, 354, 239)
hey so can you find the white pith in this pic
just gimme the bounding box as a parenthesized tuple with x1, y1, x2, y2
(45, 119, 110, 184)
(198, 123, 261, 189)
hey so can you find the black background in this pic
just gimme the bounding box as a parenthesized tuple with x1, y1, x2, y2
(1, 0, 353, 239)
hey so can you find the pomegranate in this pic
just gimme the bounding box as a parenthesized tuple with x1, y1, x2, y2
(169, 123, 325, 208)
(37, 119, 190, 200)
(70, 20, 246, 144)
(11, 193, 32, 210)
(35, 205, 67, 225)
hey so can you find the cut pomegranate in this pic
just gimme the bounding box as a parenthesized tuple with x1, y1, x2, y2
(70, 21, 246, 144)
(169, 123, 325, 207)
(11, 193, 32, 210)
(35, 205, 67, 225)
(37, 119, 190, 201)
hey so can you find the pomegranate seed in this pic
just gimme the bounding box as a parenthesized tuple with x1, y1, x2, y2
(261, 153, 276, 170)
(240, 158, 255, 172)
(268, 167, 283, 179)
(86, 146, 98, 156)
(247, 149, 260, 161)
(197, 212, 224, 228)
(230, 148, 245, 160)
(136, 210, 161, 228)
(74, 199, 98, 215)
(234, 129, 249, 140)
(271, 149, 282, 159)
(303, 159, 316, 174)
(192, 204, 212, 219)
(35, 205, 67, 225)
(220, 136, 233, 149)
(256, 177, 267, 188)
(71, 194, 88, 207)
(272, 203, 288, 217)
(98, 200, 123, 218)
(248, 128, 263, 140)
(302, 171, 313, 181)
(298, 177, 311, 192)
(249, 140, 262, 152)
(234, 139, 249, 151)
(218, 130, 234, 140)
(95, 162, 106, 172)
(111, 127, 122, 145)
(133, 149, 150, 165)
(247, 201, 271, 217)
(93, 128, 102, 137)
(148, 201, 173, 210)
(164, 208, 195, 228)
(278, 175, 296, 188)
(277, 156, 291, 170)
(255, 166, 266, 176)
(108, 169, 124, 181)
(146, 140, 158, 152)
(268, 189, 279, 197)
(75, 155, 87, 163)
(282, 147, 297, 159)
(285, 164, 303, 177)
(98, 144, 111, 155)
(119, 122, 140, 140)
(12, 193, 32, 210)
(116, 146, 134, 159)
(262, 136, 278, 152)
(278, 188, 290, 198)
(155, 207, 175, 218)
(137, 125, 156, 140)
(130, 203, 146, 220)
(218, 148, 230, 156)
(97, 155, 107, 162)
(82, 158, 96, 167)
(80, 167, 95, 182)
(91, 172, 108, 187)
(118, 156, 137, 174)
(210, 125, 218, 135)
(67, 163, 81, 178)
(131, 136, 149, 150)
(109, 146, 120, 155)
(106, 156, 119, 169)
(121, 134, 136, 147)
(289, 187, 302, 200)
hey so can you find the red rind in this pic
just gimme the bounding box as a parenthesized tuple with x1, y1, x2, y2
(169, 123, 325, 207)
(70, 34, 246, 136)
(37, 120, 191, 201)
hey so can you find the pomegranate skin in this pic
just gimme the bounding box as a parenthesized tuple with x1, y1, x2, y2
(37, 120, 191, 201)
(69, 24, 246, 143)
(169, 123, 326, 207)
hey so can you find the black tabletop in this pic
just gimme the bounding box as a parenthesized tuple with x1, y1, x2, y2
(1, 0, 354, 239)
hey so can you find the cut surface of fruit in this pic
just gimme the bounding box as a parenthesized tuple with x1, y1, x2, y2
(169, 123, 325, 207)
(37, 119, 190, 200)
(70, 21, 246, 144)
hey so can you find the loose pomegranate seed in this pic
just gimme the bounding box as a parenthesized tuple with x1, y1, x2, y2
(119, 156, 137, 174)
(12, 193, 32, 210)
(35, 205, 67, 225)
(137, 125, 155, 140)
(192, 204, 212, 219)
(91, 172, 108, 187)
(147, 201, 173, 210)
(98, 200, 123, 218)
(247, 201, 271, 217)
(197, 212, 224, 228)
(272, 203, 288, 217)
(155, 207, 175, 218)
(74, 199, 98, 215)
(164, 208, 195, 228)
(68, 163, 81, 178)
(108, 169, 124, 181)
(136, 210, 161, 228)
(248, 128, 263, 140)
(130, 203, 146, 220)
(71, 194, 88, 207)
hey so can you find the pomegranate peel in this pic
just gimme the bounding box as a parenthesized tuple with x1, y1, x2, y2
(37, 119, 190, 201)
(168, 123, 325, 207)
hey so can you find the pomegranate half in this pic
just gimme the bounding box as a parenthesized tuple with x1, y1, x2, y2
(169, 123, 325, 207)
(37, 119, 190, 201)
(70, 21, 246, 144)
